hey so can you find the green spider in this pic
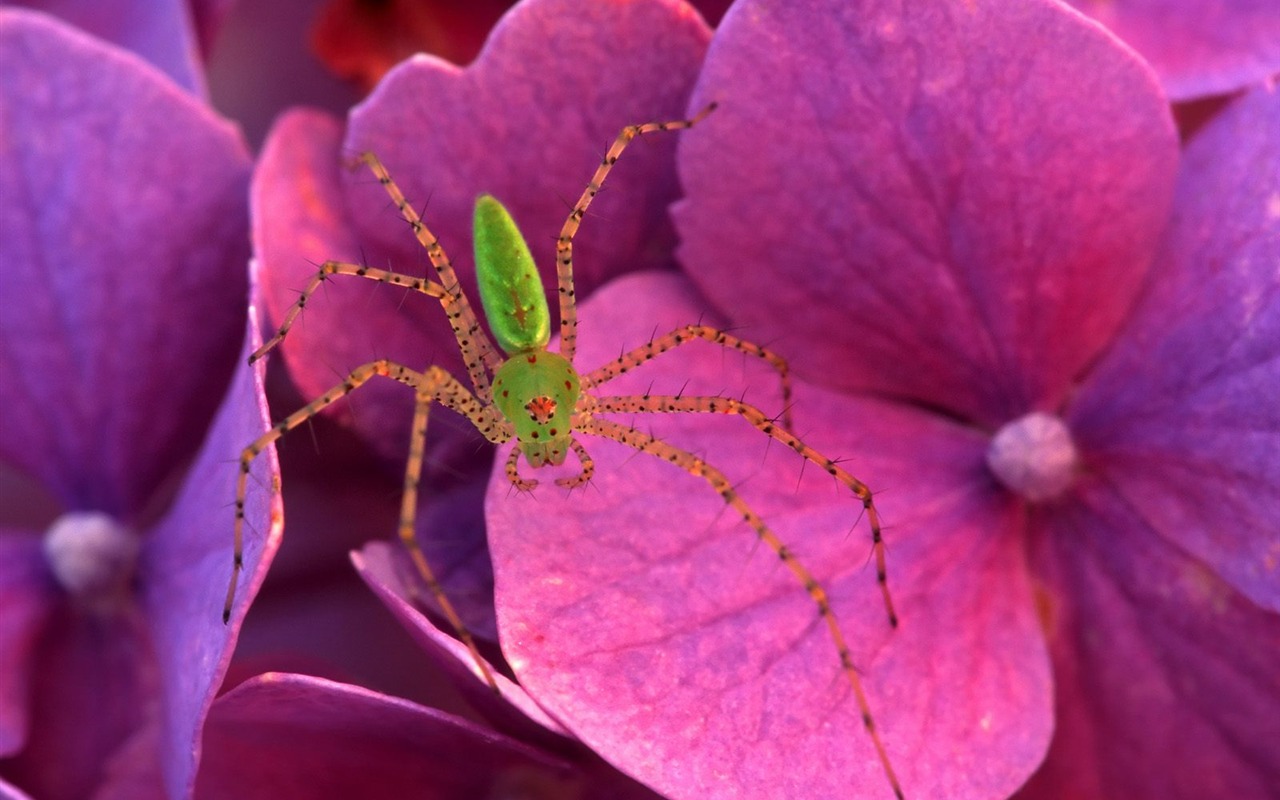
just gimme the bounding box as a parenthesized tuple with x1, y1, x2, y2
(223, 104, 905, 799)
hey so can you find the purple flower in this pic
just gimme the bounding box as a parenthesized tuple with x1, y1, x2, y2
(483, 0, 1280, 798)
(0, 10, 278, 800)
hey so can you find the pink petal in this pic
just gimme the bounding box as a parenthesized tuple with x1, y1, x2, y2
(7, 603, 159, 800)
(0, 777, 32, 800)
(675, 0, 1178, 425)
(196, 673, 572, 799)
(352, 542, 571, 742)
(488, 272, 1051, 799)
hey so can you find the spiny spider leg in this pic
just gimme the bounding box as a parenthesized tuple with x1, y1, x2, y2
(577, 417, 904, 800)
(357, 152, 505, 398)
(556, 439, 595, 489)
(504, 447, 537, 492)
(590, 394, 895, 628)
(555, 102, 718, 364)
(225, 358, 512, 692)
(400, 366, 513, 692)
(251, 260, 448, 364)
(582, 324, 795, 429)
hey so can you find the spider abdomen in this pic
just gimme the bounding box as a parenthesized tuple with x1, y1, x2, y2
(473, 194, 550, 355)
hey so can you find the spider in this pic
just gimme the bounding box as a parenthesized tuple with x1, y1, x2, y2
(223, 103, 905, 799)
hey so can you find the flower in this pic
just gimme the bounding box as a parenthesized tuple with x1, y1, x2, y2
(484, 0, 1280, 798)
(0, 10, 279, 799)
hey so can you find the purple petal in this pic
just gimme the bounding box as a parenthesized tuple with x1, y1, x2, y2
(1070, 86, 1280, 612)
(1065, 0, 1280, 100)
(0, 533, 54, 756)
(141, 309, 282, 800)
(195, 673, 572, 800)
(0, 9, 250, 519)
(352, 542, 571, 742)
(9, 1, 207, 94)
(254, 0, 709, 462)
(1019, 482, 1280, 798)
(488, 272, 1051, 799)
(675, 0, 1178, 425)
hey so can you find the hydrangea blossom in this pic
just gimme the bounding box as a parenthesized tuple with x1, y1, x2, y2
(7, 0, 1279, 798)
(0, 10, 278, 799)
(483, 0, 1280, 798)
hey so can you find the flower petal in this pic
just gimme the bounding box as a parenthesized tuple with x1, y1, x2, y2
(141, 307, 282, 799)
(345, 0, 710, 301)
(15, 1, 207, 95)
(352, 542, 571, 742)
(488, 272, 1052, 799)
(196, 673, 573, 800)
(1020, 481, 1280, 798)
(1066, 0, 1280, 100)
(676, 0, 1178, 424)
(1071, 86, 1280, 612)
(0, 9, 250, 518)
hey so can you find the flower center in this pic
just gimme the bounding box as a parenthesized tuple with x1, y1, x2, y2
(43, 511, 139, 613)
(985, 412, 1079, 502)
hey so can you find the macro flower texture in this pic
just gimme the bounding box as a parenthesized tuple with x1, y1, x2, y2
(3, 0, 1280, 800)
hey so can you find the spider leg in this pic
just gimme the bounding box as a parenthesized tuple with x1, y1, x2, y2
(398, 366, 512, 692)
(591, 393, 896, 629)
(356, 152, 505, 397)
(225, 358, 512, 692)
(252, 260, 447, 364)
(226, 358, 425, 622)
(556, 103, 717, 364)
(581, 324, 794, 428)
(555, 439, 595, 489)
(578, 417, 904, 800)
(504, 446, 537, 491)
